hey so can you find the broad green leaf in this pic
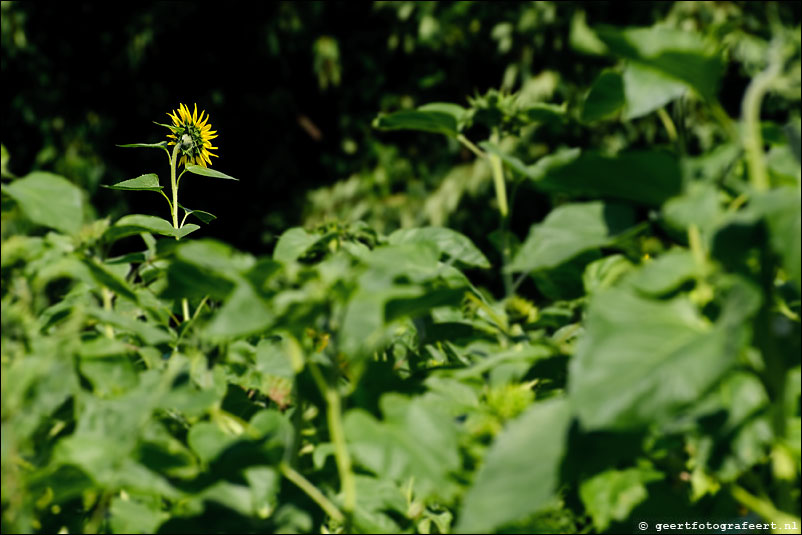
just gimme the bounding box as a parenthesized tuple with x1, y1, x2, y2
(508, 202, 635, 273)
(176, 239, 256, 275)
(184, 164, 238, 181)
(533, 150, 683, 206)
(104, 214, 200, 243)
(109, 496, 169, 535)
(373, 109, 459, 136)
(456, 398, 572, 534)
(188, 421, 237, 464)
(622, 63, 686, 120)
(581, 70, 625, 122)
(2, 171, 84, 234)
(345, 394, 460, 500)
(595, 25, 723, 101)
(273, 227, 322, 263)
(101, 173, 163, 192)
(206, 282, 274, 339)
(579, 466, 664, 531)
(627, 249, 696, 296)
(569, 282, 761, 430)
(583, 254, 635, 295)
(388, 226, 490, 268)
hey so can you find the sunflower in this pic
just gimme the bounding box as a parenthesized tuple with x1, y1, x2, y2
(165, 103, 218, 167)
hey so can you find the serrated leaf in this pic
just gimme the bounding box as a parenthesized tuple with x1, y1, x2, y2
(185, 164, 238, 180)
(102, 173, 163, 192)
(2, 171, 84, 234)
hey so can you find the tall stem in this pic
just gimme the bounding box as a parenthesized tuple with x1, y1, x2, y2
(169, 142, 190, 321)
(742, 41, 782, 192)
(170, 143, 181, 229)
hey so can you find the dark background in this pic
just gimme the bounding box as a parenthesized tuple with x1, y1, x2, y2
(3, 1, 797, 256)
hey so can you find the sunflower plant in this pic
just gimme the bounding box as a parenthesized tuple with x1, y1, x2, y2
(109, 102, 237, 233)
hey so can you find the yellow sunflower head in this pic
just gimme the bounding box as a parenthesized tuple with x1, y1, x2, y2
(165, 103, 218, 167)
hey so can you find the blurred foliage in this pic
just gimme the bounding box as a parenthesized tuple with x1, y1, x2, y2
(2, 1, 802, 534)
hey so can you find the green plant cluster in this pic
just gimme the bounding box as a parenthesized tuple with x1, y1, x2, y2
(2, 6, 801, 535)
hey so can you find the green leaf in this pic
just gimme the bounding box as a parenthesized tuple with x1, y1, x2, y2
(595, 25, 723, 101)
(456, 398, 572, 533)
(508, 202, 635, 273)
(101, 173, 163, 192)
(2, 171, 84, 234)
(581, 70, 625, 122)
(373, 109, 459, 137)
(184, 164, 238, 180)
(104, 214, 200, 243)
(109, 496, 169, 534)
(117, 141, 170, 152)
(579, 466, 664, 531)
(569, 283, 760, 430)
(206, 282, 274, 339)
(345, 394, 461, 500)
(533, 150, 683, 206)
(622, 63, 687, 120)
(388, 227, 490, 268)
(751, 188, 801, 291)
(180, 204, 217, 224)
(81, 256, 139, 303)
(273, 227, 322, 263)
(418, 102, 470, 127)
(627, 249, 697, 296)
(188, 421, 237, 464)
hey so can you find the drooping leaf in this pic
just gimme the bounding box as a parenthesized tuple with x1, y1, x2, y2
(184, 164, 238, 181)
